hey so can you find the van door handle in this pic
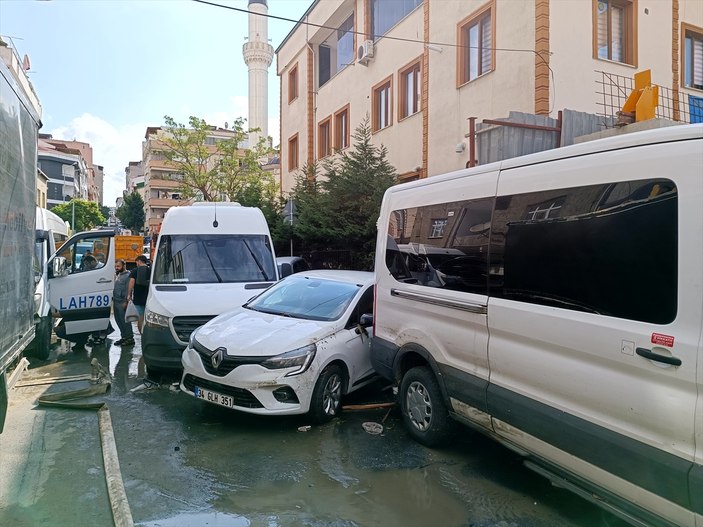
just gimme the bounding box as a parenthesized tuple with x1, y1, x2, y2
(636, 347, 682, 366)
(96, 278, 113, 284)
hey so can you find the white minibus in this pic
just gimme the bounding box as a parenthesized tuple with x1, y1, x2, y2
(142, 203, 278, 374)
(372, 124, 703, 527)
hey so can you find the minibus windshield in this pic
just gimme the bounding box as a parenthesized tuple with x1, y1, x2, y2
(153, 234, 275, 284)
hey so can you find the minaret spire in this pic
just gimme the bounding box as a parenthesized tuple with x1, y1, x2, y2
(243, 0, 273, 148)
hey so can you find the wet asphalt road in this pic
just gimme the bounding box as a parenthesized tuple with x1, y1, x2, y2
(0, 330, 629, 527)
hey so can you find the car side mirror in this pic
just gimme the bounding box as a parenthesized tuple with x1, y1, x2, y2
(51, 256, 68, 278)
(280, 263, 293, 278)
(359, 313, 373, 327)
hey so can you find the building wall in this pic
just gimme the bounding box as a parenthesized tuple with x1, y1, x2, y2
(277, 0, 703, 193)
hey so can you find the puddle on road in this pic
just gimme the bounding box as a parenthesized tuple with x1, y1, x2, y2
(139, 511, 250, 527)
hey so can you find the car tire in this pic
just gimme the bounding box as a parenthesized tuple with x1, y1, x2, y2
(27, 316, 52, 360)
(399, 366, 453, 447)
(309, 364, 344, 424)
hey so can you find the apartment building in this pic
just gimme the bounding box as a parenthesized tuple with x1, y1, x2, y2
(276, 0, 703, 192)
(141, 126, 245, 235)
(38, 138, 89, 209)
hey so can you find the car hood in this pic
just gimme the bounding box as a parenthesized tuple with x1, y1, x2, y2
(193, 308, 336, 357)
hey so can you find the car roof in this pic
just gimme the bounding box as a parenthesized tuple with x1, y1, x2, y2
(290, 270, 374, 286)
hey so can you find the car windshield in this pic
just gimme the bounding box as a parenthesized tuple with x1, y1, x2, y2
(246, 276, 361, 321)
(153, 234, 276, 284)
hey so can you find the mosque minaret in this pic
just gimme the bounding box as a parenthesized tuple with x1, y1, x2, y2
(243, 0, 274, 148)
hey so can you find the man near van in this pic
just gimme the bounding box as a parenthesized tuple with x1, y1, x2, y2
(127, 255, 149, 334)
(113, 259, 134, 346)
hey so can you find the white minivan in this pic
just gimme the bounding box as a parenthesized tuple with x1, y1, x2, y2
(142, 203, 278, 374)
(372, 124, 703, 527)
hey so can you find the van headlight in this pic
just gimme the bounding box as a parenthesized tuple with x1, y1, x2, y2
(145, 309, 170, 328)
(261, 344, 316, 376)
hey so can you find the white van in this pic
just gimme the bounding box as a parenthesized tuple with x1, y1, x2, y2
(372, 124, 703, 527)
(143, 203, 278, 374)
(29, 207, 70, 358)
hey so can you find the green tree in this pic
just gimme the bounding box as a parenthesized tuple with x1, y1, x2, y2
(291, 117, 397, 265)
(52, 199, 105, 232)
(116, 192, 145, 233)
(159, 115, 276, 204)
(99, 205, 111, 220)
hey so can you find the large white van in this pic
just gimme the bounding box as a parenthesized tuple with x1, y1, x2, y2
(29, 207, 69, 358)
(143, 203, 278, 374)
(372, 124, 703, 527)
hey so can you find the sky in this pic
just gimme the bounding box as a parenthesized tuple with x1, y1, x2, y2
(0, 0, 313, 206)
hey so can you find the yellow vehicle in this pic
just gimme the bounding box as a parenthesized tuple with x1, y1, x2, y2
(115, 235, 144, 269)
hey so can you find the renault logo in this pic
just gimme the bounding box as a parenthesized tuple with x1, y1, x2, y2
(211, 347, 226, 369)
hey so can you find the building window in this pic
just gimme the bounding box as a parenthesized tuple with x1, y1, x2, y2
(318, 117, 332, 159)
(458, 2, 494, 85)
(594, 0, 636, 65)
(372, 77, 393, 132)
(399, 58, 421, 119)
(288, 134, 299, 171)
(683, 24, 703, 91)
(288, 64, 299, 103)
(334, 105, 350, 151)
(317, 13, 355, 88)
(370, 0, 422, 39)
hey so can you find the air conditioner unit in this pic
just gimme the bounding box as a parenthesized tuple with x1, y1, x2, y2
(357, 40, 374, 65)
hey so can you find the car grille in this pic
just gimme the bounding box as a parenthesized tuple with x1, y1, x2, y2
(193, 338, 272, 376)
(182, 374, 263, 408)
(172, 316, 216, 342)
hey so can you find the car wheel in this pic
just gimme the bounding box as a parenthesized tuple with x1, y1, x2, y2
(400, 366, 453, 447)
(309, 364, 344, 424)
(27, 316, 52, 360)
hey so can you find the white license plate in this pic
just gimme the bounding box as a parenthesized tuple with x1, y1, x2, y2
(194, 386, 235, 409)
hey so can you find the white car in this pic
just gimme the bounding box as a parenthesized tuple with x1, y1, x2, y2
(180, 270, 377, 422)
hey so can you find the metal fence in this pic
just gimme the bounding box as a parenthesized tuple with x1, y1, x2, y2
(595, 70, 703, 124)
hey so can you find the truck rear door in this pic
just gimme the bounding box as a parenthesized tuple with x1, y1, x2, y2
(47, 230, 116, 336)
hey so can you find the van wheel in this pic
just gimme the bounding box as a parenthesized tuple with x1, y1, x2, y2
(309, 364, 344, 424)
(400, 366, 453, 447)
(27, 316, 52, 360)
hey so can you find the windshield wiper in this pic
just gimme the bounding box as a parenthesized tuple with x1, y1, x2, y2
(200, 241, 223, 283)
(242, 240, 270, 281)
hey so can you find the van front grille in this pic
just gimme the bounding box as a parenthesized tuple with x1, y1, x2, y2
(172, 316, 215, 342)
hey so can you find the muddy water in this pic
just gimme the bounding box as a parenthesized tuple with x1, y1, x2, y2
(6, 332, 626, 527)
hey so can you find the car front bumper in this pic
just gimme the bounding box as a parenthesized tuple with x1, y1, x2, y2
(180, 346, 318, 416)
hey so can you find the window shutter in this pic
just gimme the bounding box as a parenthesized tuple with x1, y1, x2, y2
(481, 14, 492, 73)
(694, 37, 703, 87)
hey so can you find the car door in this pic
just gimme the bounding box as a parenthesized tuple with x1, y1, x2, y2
(341, 286, 376, 387)
(48, 230, 115, 336)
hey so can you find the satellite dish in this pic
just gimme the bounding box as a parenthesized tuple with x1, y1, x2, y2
(22, 54, 31, 71)
(224, 122, 229, 129)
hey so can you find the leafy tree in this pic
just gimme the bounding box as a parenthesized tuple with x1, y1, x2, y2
(291, 117, 397, 264)
(116, 192, 145, 233)
(99, 205, 111, 221)
(52, 199, 105, 232)
(159, 115, 275, 203)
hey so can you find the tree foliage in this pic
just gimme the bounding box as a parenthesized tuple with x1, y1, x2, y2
(52, 199, 105, 232)
(116, 192, 145, 233)
(290, 117, 397, 265)
(159, 115, 276, 203)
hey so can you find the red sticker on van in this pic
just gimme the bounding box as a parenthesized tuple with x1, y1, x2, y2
(651, 333, 674, 347)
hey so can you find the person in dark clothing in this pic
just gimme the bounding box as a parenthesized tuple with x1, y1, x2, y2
(113, 259, 134, 346)
(127, 254, 150, 333)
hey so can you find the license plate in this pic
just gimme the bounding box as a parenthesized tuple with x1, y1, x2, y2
(194, 386, 235, 409)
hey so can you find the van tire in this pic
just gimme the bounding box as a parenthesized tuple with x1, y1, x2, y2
(27, 316, 52, 360)
(400, 366, 453, 447)
(309, 364, 344, 423)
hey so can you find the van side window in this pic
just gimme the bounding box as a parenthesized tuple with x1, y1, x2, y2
(489, 179, 677, 324)
(386, 198, 493, 295)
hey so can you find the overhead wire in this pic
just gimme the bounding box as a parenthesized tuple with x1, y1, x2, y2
(192, 0, 557, 113)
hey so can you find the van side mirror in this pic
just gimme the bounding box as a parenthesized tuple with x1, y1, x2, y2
(359, 313, 373, 327)
(280, 263, 293, 278)
(51, 256, 68, 278)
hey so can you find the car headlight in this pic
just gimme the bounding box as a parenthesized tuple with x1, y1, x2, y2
(261, 343, 316, 376)
(145, 309, 170, 328)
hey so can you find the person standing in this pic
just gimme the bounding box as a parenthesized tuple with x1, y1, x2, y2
(127, 255, 149, 333)
(113, 259, 134, 346)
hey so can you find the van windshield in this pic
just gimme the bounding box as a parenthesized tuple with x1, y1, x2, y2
(153, 234, 276, 284)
